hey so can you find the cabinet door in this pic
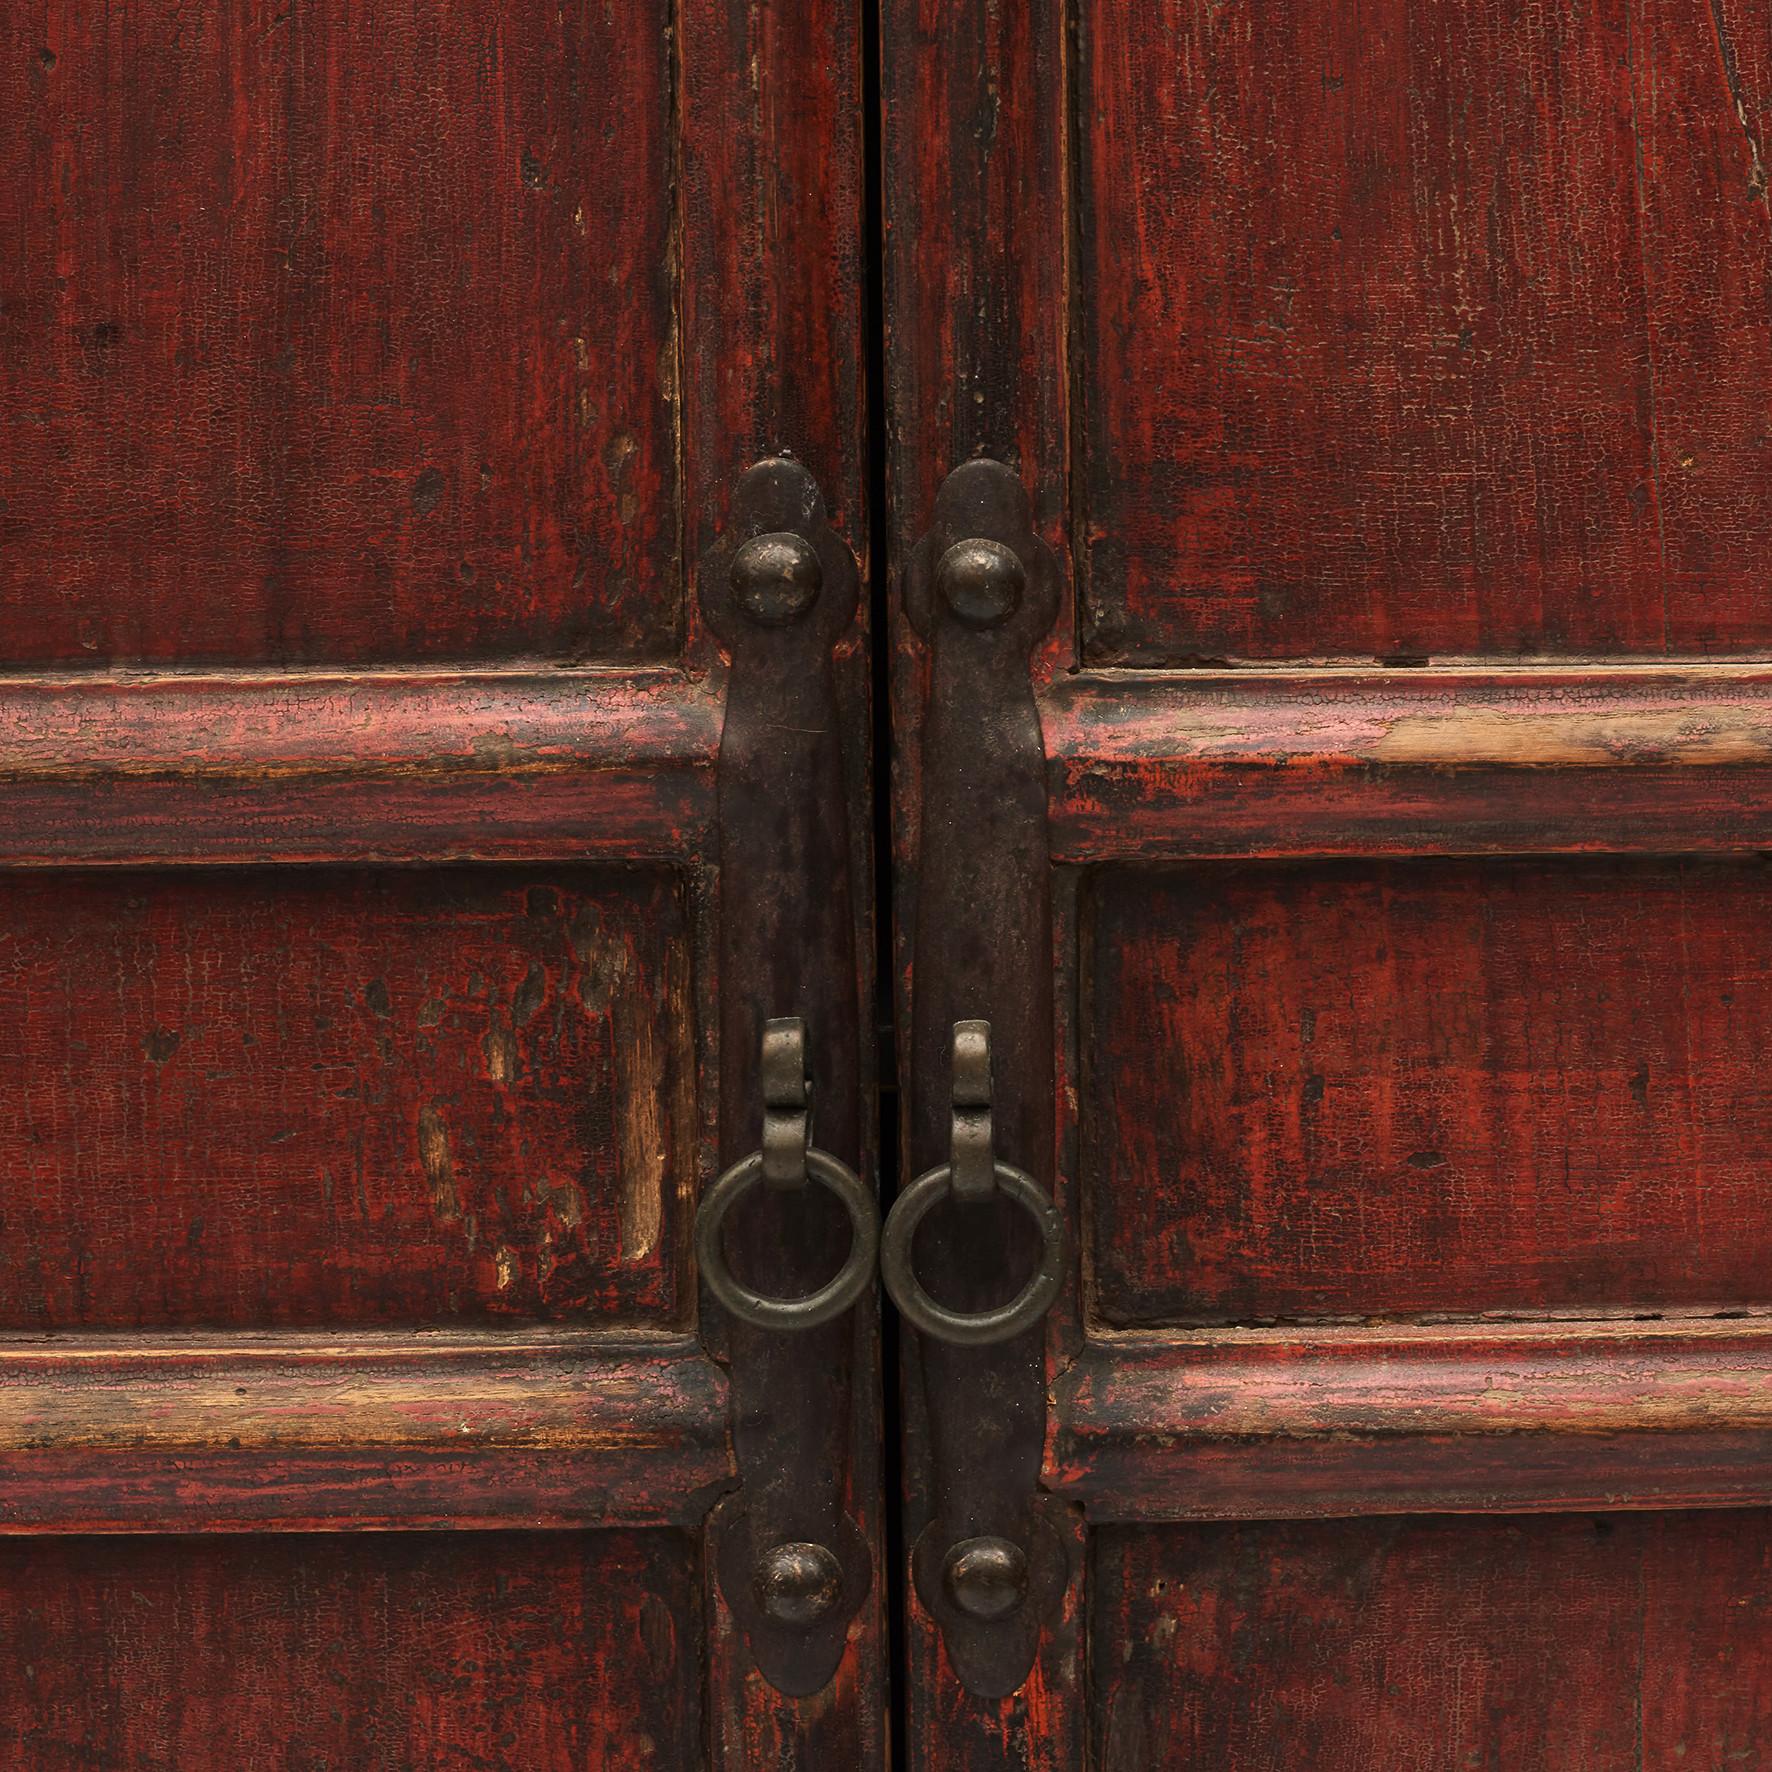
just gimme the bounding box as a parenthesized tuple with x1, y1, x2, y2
(0, 4, 880, 1766)
(884, 3, 1772, 1766)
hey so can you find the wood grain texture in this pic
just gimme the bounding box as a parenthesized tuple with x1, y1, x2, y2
(1045, 666, 1772, 860)
(1092, 1511, 1772, 1769)
(0, 669, 717, 865)
(679, 0, 867, 589)
(1089, 859, 1772, 1325)
(0, 866, 694, 1328)
(1053, 1322, 1772, 1521)
(881, 0, 1070, 559)
(0, 1529, 702, 1769)
(0, 1330, 729, 1531)
(679, 7, 882, 1751)
(0, 0, 677, 666)
(883, 0, 1081, 1755)
(1077, 0, 1772, 663)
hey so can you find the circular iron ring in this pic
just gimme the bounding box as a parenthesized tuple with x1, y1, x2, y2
(880, 1160, 1065, 1347)
(696, 1149, 878, 1332)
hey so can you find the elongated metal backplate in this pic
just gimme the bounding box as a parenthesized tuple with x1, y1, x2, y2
(699, 459, 875, 1698)
(901, 459, 1069, 1696)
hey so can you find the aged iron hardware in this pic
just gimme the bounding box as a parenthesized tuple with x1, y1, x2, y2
(881, 1020, 1065, 1344)
(700, 459, 875, 1698)
(696, 1017, 879, 1330)
(898, 460, 1071, 1699)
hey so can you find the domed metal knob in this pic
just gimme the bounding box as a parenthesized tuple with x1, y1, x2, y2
(942, 1535, 1028, 1622)
(730, 532, 823, 625)
(753, 1540, 844, 1628)
(934, 538, 1025, 629)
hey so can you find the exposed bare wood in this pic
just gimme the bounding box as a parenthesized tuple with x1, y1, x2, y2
(0, 1329, 730, 1531)
(0, 669, 718, 864)
(1052, 1321, 1772, 1521)
(1046, 666, 1772, 858)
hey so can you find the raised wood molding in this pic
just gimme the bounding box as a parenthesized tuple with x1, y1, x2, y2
(0, 668, 718, 864)
(1050, 1319, 1772, 1521)
(1045, 665, 1772, 859)
(0, 1329, 730, 1530)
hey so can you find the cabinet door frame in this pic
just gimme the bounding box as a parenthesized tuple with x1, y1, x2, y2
(0, 2, 879, 1765)
(884, 2, 1772, 1766)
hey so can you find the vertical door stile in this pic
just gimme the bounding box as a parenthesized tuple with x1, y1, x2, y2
(697, 458, 880, 1717)
(881, 0, 1086, 1756)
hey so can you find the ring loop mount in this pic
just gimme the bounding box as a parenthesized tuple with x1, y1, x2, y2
(697, 1147, 879, 1332)
(880, 1157, 1066, 1346)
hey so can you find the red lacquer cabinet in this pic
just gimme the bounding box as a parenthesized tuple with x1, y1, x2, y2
(7, 1, 1772, 1767)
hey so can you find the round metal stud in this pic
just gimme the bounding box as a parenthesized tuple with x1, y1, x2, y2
(730, 532, 823, 626)
(753, 1540, 845, 1629)
(696, 1148, 878, 1331)
(942, 1536, 1029, 1623)
(879, 1158, 1066, 1346)
(934, 537, 1025, 629)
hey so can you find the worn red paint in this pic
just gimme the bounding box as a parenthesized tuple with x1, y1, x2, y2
(0, 1531, 703, 1769)
(0, 0, 679, 665)
(0, 0, 874, 1758)
(1093, 1512, 1772, 1769)
(0, 867, 692, 1327)
(1078, 0, 1772, 663)
(1044, 667, 1772, 859)
(1089, 858, 1772, 1325)
(1053, 1322, 1772, 1522)
(0, 1331, 730, 1532)
(889, 1, 1772, 1762)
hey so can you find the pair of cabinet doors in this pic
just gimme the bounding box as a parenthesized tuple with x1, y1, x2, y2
(5, 1, 1772, 1767)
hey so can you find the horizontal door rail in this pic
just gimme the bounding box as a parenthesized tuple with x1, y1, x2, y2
(0, 1329, 729, 1532)
(1051, 1319, 1772, 1522)
(0, 669, 718, 864)
(1045, 665, 1772, 859)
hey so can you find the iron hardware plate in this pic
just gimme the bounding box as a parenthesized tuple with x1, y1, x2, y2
(699, 459, 874, 1699)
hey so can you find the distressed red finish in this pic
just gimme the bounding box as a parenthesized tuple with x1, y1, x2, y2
(1089, 858, 1772, 1325)
(1044, 666, 1772, 859)
(1093, 1512, 1772, 1770)
(890, 1, 1772, 1764)
(0, 867, 693, 1328)
(1077, 0, 1772, 663)
(1053, 1322, 1772, 1522)
(0, 0, 679, 666)
(0, 0, 874, 1758)
(0, 1331, 729, 1531)
(0, 670, 718, 866)
(0, 1530, 703, 1769)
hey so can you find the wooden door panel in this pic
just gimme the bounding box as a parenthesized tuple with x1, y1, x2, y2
(0, 0, 678, 665)
(1, 0, 876, 1757)
(0, 865, 693, 1329)
(0, 1529, 701, 1769)
(1087, 858, 1772, 1326)
(887, 0, 1772, 1761)
(1076, 0, 1772, 665)
(1092, 1511, 1772, 1770)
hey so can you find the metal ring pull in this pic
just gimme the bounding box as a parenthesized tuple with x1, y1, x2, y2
(880, 1021, 1066, 1346)
(696, 1019, 878, 1332)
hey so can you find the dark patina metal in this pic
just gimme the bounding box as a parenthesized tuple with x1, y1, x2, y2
(883, 1019, 1065, 1344)
(696, 1023, 879, 1332)
(699, 459, 873, 1698)
(899, 459, 1070, 1698)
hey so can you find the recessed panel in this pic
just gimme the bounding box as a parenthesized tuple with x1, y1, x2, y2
(1088, 860, 1772, 1325)
(1094, 1512, 1772, 1769)
(1078, 0, 1772, 661)
(0, 0, 677, 664)
(0, 868, 694, 1328)
(0, 1530, 699, 1770)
